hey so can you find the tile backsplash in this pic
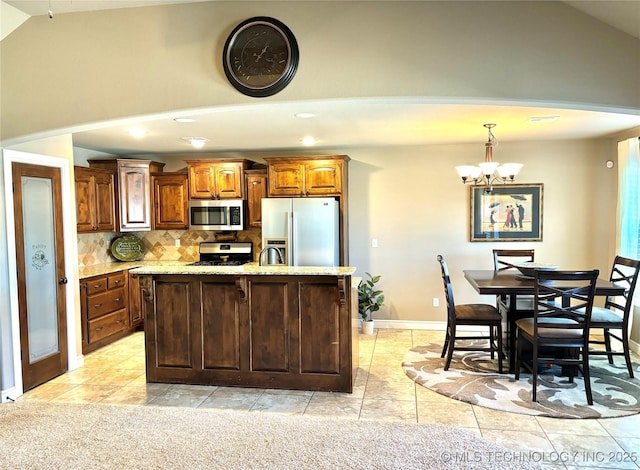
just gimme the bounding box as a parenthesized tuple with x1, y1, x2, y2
(77, 229, 262, 268)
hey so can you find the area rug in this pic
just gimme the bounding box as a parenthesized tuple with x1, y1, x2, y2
(403, 341, 640, 419)
(0, 400, 543, 469)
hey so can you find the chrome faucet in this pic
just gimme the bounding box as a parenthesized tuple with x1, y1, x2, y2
(259, 246, 284, 266)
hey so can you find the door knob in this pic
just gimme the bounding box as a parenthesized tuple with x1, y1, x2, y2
(58, 277, 68, 285)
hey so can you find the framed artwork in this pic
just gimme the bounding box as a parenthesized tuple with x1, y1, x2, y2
(470, 184, 543, 242)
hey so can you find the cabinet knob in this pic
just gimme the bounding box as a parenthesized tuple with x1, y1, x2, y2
(94, 303, 102, 308)
(115, 297, 121, 302)
(95, 327, 103, 332)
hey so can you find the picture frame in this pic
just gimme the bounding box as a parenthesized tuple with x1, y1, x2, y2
(470, 184, 543, 242)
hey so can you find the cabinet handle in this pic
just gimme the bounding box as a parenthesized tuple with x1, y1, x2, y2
(94, 284, 101, 288)
(113, 280, 121, 285)
(116, 320, 123, 324)
(115, 297, 121, 302)
(94, 304, 102, 308)
(95, 327, 103, 332)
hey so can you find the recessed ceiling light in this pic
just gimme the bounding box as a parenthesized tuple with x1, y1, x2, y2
(128, 127, 147, 138)
(174, 118, 195, 123)
(528, 115, 560, 123)
(301, 136, 317, 146)
(181, 137, 208, 148)
(295, 112, 316, 119)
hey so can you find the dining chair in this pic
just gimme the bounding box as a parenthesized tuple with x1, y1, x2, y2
(493, 249, 535, 271)
(437, 255, 504, 373)
(492, 249, 536, 367)
(586, 256, 640, 378)
(514, 269, 599, 404)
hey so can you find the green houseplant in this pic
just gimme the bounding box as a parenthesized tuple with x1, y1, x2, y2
(358, 272, 384, 334)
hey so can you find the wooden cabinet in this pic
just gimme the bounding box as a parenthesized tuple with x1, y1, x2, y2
(80, 271, 130, 354)
(186, 160, 251, 199)
(74, 166, 117, 233)
(245, 169, 267, 228)
(263, 155, 350, 265)
(265, 156, 346, 197)
(142, 274, 354, 392)
(152, 172, 189, 230)
(88, 159, 165, 232)
(128, 272, 143, 327)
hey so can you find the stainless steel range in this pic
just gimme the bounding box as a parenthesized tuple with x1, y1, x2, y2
(189, 241, 253, 266)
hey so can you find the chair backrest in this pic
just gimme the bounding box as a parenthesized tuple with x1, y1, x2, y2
(533, 269, 599, 341)
(604, 256, 640, 322)
(437, 255, 457, 323)
(493, 249, 535, 271)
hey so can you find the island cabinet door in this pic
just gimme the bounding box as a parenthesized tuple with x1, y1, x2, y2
(297, 280, 341, 375)
(144, 276, 200, 381)
(246, 278, 291, 372)
(200, 278, 242, 371)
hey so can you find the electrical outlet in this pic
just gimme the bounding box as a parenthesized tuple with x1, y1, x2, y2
(433, 298, 439, 307)
(371, 238, 378, 248)
(175, 239, 181, 248)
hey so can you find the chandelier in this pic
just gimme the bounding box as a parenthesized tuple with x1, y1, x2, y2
(455, 124, 523, 187)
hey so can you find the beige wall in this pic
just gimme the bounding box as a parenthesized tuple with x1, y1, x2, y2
(2, 1, 639, 144)
(345, 138, 616, 323)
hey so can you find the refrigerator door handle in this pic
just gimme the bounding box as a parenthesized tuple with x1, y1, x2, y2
(289, 210, 295, 266)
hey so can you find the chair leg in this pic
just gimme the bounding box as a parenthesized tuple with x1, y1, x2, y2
(602, 328, 615, 364)
(514, 330, 522, 380)
(444, 327, 456, 371)
(496, 323, 504, 374)
(621, 333, 635, 379)
(531, 342, 538, 403)
(582, 348, 593, 405)
(441, 330, 450, 359)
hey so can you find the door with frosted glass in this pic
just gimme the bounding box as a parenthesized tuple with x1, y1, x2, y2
(12, 163, 68, 391)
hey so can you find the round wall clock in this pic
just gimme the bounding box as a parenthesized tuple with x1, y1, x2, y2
(222, 16, 299, 98)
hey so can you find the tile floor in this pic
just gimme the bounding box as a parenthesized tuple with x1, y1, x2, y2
(20, 329, 640, 470)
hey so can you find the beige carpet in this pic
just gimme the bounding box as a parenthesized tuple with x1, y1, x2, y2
(0, 400, 543, 469)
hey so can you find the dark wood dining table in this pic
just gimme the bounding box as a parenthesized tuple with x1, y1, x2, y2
(463, 269, 626, 373)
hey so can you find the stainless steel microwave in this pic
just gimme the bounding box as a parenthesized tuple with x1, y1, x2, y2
(188, 199, 244, 231)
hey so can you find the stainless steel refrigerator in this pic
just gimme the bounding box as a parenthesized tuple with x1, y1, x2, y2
(261, 197, 339, 266)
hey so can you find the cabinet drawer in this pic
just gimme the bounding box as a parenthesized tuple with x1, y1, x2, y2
(88, 308, 128, 343)
(87, 287, 126, 319)
(86, 278, 107, 295)
(107, 272, 126, 289)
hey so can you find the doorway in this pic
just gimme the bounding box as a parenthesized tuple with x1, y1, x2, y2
(3, 149, 78, 398)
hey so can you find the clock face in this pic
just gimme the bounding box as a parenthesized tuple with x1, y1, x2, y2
(223, 17, 299, 97)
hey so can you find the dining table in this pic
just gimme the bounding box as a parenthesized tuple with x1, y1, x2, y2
(463, 269, 626, 373)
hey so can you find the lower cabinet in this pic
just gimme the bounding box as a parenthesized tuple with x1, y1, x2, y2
(142, 274, 354, 392)
(80, 269, 142, 354)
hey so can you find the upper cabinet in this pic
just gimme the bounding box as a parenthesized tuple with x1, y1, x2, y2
(245, 169, 268, 228)
(152, 172, 189, 230)
(264, 156, 347, 197)
(186, 160, 251, 199)
(89, 159, 165, 232)
(75, 166, 117, 233)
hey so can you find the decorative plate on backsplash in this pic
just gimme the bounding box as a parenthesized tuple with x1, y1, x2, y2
(111, 235, 146, 261)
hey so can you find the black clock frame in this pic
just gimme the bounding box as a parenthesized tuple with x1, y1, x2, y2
(222, 16, 299, 98)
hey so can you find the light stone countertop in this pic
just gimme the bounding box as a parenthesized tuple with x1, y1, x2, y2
(78, 261, 187, 279)
(129, 263, 356, 277)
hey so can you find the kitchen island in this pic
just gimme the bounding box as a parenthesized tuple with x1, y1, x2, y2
(129, 264, 358, 393)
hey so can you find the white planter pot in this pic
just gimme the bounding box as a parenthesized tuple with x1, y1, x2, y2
(362, 320, 375, 335)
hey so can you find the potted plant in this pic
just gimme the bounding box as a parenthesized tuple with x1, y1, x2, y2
(358, 272, 384, 334)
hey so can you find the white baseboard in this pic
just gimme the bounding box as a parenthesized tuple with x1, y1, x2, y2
(1, 387, 17, 404)
(365, 320, 488, 333)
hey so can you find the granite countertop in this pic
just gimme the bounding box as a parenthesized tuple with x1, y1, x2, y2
(130, 263, 357, 276)
(79, 261, 356, 278)
(78, 261, 187, 279)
